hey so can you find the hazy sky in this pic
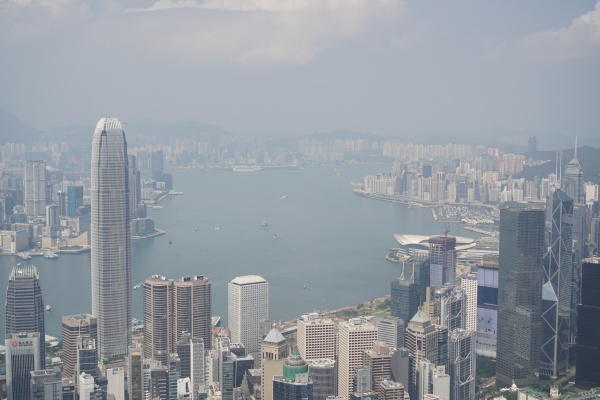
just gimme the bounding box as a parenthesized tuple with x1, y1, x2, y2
(1, 0, 599, 138)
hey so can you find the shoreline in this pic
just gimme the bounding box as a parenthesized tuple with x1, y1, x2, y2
(132, 228, 166, 240)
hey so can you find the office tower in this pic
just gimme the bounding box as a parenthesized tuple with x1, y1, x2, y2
(228, 275, 269, 358)
(174, 275, 212, 349)
(496, 208, 544, 388)
(541, 189, 573, 378)
(429, 235, 457, 288)
(61, 314, 97, 380)
(151, 150, 164, 181)
(91, 117, 131, 360)
(24, 160, 46, 217)
(570, 203, 587, 341)
(230, 343, 254, 388)
(6, 332, 42, 400)
(57, 190, 66, 217)
(432, 366, 451, 400)
(30, 369, 62, 400)
(149, 367, 169, 400)
(190, 336, 206, 398)
(391, 348, 411, 393)
(127, 348, 143, 400)
(272, 353, 313, 400)
(377, 379, 405, 400)
(391, 277, 419, 323)
(128, 155, 141, 213)
(448, 329, 475, 400)
(575, 259, 600, 389)
(438, 286, 467, 331)
(362, 341, 393, 390)
(461, 274, 478, 332)
(66, 186, 83, 218)
(297, 313, 336, 361)
(45, 204, 58, 227)
(106, 367, 125, 400)
(307, 359, 336, 400)
(397, 256, 430, 303)
(405, 310, 438, 400)
(76, 336, 97, 379)
(261, 328, 289, 400)
(143, 275, 174, 365)
(337, 318, 378, 399)
(78, 373, 97, 400)
(476, 256, 499, 358)
(563, 147, 584, 204)
(374, 316, 405, 349)
(5, 265, 46, 364)
(355, 366, 372, 393)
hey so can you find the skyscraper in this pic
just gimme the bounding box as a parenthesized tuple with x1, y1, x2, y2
(174, 275, 212, 349)
(5, 265, 46, 363)
(496, 208, 544, 388)
(228, 275, 269, 358)
(405, 310, 439, 400)
(91, 117, 131, 359)
(429, 236, 457, 288)
(476, 256, 499, 358)
(6, 332, 42, 400)
(66, 186, 84, 217)
(390, 277, 419, 323)
(143, 275, 174, 366)
(448, 329, 476, 400)
(337, 318, 378, 399)
(562, 147, 584, 205)
(575, 258, 600, 390)
(540, 189, 573, 378)
(297, 313, 336, 361)
(24, 160, 46, 217)
(61, 314, 97, 380)
(461, 274, 478, 332)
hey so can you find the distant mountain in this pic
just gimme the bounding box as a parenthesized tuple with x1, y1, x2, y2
(517, 145, 600, 185)
(304, 129, 385, 141)
(0, 107, 40, 145)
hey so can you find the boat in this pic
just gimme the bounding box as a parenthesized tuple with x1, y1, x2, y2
(133, 281, 143, 290)
(303, 285, 307, 289)
(45, 305, 51, 311)
(262, 221, 268, 227)
(168, 240, 172, 245)
(195, 227, 198, 232)
(273, 235, 278, 239)
(43, 251, 58, 259)
(17, 252, 32, 260)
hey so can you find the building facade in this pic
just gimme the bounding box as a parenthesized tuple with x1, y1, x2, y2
(61, 314, 97, 380)
(5, 332, 42, 400)
(91, 117, 131, 359)
(24, 160, 46, 217)
(297, 313, 336, 361)
(575, 258, 600, 390)
(429, 235, 457, 288)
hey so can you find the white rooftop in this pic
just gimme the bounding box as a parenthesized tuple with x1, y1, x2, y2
(230, 275, 267, 285)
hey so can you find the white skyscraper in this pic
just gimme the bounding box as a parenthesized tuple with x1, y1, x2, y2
(461, 274, 478, 332)
(228, 275, 268, 358)
(91, 118, 131, 359)
(24, 160, 46, 217)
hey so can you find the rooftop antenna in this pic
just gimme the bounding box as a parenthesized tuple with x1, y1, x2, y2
(444, 223, 451, 237)
(575, 136, 578, 159)
(400, 261, 405, 281)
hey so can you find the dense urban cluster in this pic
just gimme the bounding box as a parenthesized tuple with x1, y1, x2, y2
(1, 121, 600, 400)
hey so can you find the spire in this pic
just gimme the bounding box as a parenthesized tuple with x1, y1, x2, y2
(574, 136, 578, 159)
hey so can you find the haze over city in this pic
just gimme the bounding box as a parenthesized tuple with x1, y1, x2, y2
(1, 0, 600, 144)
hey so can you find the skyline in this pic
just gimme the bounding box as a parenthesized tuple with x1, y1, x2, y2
(1, 1, 599, 141)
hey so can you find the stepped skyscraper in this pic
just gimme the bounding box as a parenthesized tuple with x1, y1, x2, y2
(91, 118, 131, 359)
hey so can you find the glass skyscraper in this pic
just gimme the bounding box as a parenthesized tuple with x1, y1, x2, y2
(91, 118, 131, 359)
(5, 265, 45, 363)
(575, 259, 600, 390)
(496, 208, 544, 388)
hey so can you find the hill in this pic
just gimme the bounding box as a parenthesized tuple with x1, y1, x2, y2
(517, 146, 600, 185)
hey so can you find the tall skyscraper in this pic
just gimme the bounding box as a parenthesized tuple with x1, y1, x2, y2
(307, 359, 336, 400)
(337, 318, 378, 399)
(575, 258, 600, 390)
(228, 275, 269, 358)
(5, 265, 46, 363)
(6, 332, 42, 400)
(24, 160, 46, 217)
(562, 147, 584, 205)
(405, 310, 439, 400)
(61, 314, 97, 380)
(448, 329, 476, 400)
(496, 208, 544, 388)
(297, 313, 336, 361)
(174, 275, 212, 349)
(429, 236, 457, 288)
(391, 277, 419, 323)
(540, 189, 573, 378)
(143, 275, 174, 366)
(66, 186, 84, 217)
(461, 274, 478, 332)
(91, 117, 131, 359)
(374, 316, 405, 349)
(476, 256, 499, 358)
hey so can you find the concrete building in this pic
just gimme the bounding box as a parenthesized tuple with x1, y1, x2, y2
(91, 118, 131, 359)
(362, 341, 393, 390)
(461, 274, 478, 332)
(405, 310, 439, 400)
(374, 316, 405, 349)
(307, 359, 336, 400)
(174, 275, 212, 349)
(5, 265, 46, 363)
(61, 314, 97, 381)
(337, 318, 378, 399)
(297, 313, 336, 361)
(476, 256, 499, 358)
(143, 275, 174, 366)
(228, 275, 269, 359)
(30, 369, 62, 400)
(261, 328, 289, 400)
(106, 367, 125, 400)
(429, 236, 457, 288)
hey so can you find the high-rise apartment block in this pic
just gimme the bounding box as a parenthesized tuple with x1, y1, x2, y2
(228, 275, 269, 358)
(24, 160, 46, 217)
(91, 118, 131, 359)
(143, 275, 212, 366)
(337, 318, 378, 399)
(297, 313, 336, 361)
(429, 235, 457, 288)
(496, 208, 544, 388)
(5, 265, 46, 364)
(61, 314, 97, 380)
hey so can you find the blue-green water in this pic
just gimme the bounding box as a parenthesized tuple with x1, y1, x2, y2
(0, 164, 476, 338)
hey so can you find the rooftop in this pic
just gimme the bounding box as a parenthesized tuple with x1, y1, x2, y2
(230, 275, 267, 286)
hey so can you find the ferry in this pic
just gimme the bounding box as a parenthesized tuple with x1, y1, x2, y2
(262, 221, 268, 227)
(17, 252, 32, 260)
(45, 305, 51, 311)
(233, 166, 263, 172)
(44, 251, 58, 259)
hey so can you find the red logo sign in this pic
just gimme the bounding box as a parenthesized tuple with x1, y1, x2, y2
(11, 341, 17, 347)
